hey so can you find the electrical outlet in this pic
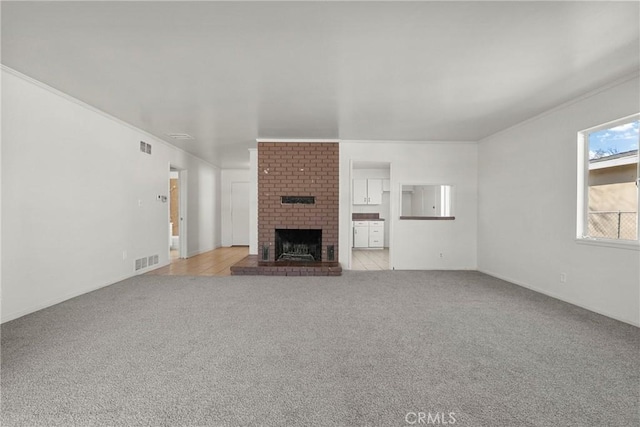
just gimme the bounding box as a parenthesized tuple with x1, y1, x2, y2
(560, 273, 567, 283)
(122, 250, 127, 260)
(439, 253, 443, 258)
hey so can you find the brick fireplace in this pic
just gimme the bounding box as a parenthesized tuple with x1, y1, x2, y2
(231, 141, 341, 276)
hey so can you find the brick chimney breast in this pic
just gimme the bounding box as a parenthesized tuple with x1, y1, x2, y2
(258, 142, 339, 263)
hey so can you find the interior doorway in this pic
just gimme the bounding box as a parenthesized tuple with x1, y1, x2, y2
(231, 181, 250, 246)
(169, 167, 187, 259)
(350, 161, 391, 270)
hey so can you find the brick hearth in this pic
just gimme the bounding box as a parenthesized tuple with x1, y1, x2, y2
(231, 141, 341, 276)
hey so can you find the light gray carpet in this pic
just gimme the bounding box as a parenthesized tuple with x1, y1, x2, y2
(1, 271, 638, 426)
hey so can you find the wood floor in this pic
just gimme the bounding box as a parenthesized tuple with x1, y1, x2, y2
(146, 246, 249, 276)
(148, 246, 386, 275)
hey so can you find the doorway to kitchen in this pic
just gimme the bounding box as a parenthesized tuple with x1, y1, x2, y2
(350, 162, 391, 270)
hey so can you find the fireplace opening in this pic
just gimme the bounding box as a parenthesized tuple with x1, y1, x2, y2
(275, 229, 322, 262)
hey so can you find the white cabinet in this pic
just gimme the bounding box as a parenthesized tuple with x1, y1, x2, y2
(353, 179, 368, 205)
(368, 221, 384, 248)
(353, 179, 383, 205)
(353, 221, 370, 248)
(367, 179, 383, 204)
(352, 220, 385, 248)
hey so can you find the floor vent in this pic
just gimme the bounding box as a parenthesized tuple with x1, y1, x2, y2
(136, 255, 159, 271)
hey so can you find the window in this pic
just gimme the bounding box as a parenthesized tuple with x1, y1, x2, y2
(578, 114, 639, 246)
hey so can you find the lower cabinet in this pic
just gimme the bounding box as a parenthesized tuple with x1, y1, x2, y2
(353, 224, 370, 248)
(353, 221, 385, 248)
(369, 222, 384, 248)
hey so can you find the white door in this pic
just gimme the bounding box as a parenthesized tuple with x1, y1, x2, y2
(367, 179, 383, 205)
(231, 182, 250, 245)
(353, 179, 368, 205)
(354, 225, 370, 248)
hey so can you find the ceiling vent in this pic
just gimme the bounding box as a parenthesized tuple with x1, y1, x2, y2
(166, 133, 194, 140)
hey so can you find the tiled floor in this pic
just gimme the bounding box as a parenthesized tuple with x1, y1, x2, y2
(351, 248, 389, 270)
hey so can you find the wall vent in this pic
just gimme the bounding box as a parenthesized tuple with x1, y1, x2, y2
(135, 254, 159, 271)
(140, 141, 152, 154)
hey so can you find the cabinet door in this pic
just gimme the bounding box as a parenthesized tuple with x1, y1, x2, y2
(367, 179, 383, 205)
(353, 179, 368, 205)
(369, 226, 384, 247)
(354, 226, 370, 247)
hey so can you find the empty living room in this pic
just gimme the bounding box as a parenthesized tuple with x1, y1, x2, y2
(1, 1, 639, 426)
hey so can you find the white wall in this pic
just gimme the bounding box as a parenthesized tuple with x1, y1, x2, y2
(478, 75, 640, 326)
(1, 68, 221, 323)
(340, 142, 478, 270)
(249, 149, 258, 255)
(220, 169, 250, 247)
(0, 66, 3, 322)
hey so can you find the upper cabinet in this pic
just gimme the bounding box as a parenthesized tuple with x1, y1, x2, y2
(353, 179, 383, 205)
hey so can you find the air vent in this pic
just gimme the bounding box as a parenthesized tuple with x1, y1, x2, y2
(135, 254, 159, 271)
(166, 133, 194, 140)
(140, 141, 152, 154)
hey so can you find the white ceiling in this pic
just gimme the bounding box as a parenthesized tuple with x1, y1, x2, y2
(2, 1, 639, 168)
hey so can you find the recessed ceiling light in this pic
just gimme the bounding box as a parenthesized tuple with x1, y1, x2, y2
(166, 133, 194, 140)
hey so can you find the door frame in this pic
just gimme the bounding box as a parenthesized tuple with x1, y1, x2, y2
(348, 160, 393, 270)
(178, 169, 188, 258)
(169, 164, 188, 259)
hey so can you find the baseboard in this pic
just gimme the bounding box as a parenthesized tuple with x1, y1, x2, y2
(478, 268, 640, 328)
(1, 271, 137, 324)
(141, 260, 171, 274)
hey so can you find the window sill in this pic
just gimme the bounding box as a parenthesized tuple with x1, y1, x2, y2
(575, 238, 640, 251)
(399, 216, 455, 220)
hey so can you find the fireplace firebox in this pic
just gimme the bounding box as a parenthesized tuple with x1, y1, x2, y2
(275, 229, 322, 262)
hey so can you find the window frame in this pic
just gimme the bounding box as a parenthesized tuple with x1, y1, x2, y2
(576, 113, 640, 250)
